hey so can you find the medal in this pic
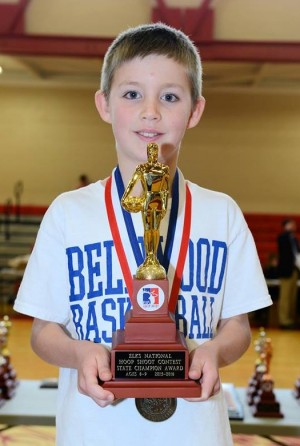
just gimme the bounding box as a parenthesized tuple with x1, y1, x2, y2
(135, 397, 177, 422)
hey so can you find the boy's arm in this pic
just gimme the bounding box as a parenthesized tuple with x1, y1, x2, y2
(187, 313, 251, 402)
(121, 169, 144, 213)
(31, 318, 114, 407)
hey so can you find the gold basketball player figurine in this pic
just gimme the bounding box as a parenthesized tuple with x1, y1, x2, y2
(121, 143, 170, 280)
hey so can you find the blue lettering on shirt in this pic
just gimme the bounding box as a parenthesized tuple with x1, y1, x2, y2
(86, 300, 101, 342)
(197, 238, 210, 292)
(66, 246, 85, 301)
(103, 240, 124, 295)
(181, 241, 194, 292)
(70, 304, 84, 339)
(85, 243, 102, 298)
(208, 240, 227, 294)
(67, 238, 227, 342)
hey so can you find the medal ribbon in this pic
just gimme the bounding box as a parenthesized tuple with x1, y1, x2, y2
(169, 183, 191, 313)
(114, 166, 179, 272)
(105, 170, 191, 313)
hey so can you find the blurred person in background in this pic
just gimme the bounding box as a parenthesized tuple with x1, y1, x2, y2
(277, 219, 300, 329)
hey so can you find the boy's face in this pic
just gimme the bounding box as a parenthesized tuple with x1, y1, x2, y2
(96, 55, 205, 166)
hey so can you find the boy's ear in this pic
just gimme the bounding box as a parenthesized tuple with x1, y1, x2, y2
(95, 90, 112, 124)
(187, 97, 206, 129)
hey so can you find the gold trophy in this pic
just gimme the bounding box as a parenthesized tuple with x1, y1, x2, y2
(103, 143, 200, 420)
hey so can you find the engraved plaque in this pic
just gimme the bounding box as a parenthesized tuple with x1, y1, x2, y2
(114, 351, 185, 380)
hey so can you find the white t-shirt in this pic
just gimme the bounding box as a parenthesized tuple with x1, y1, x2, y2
(14, 169, 272, 446)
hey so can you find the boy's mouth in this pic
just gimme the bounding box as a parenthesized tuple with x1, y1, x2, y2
(136, 131, 162, 139)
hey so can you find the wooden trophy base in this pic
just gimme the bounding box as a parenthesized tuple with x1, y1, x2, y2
(102, 277, 201, 399)
(103, 378, 200, 399)
(251, 401, 283, 418)
(252, 391, 283, 418)
(103, 329, 201, 398)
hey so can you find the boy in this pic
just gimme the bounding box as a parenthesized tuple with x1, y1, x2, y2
(14, 23, 272, 445)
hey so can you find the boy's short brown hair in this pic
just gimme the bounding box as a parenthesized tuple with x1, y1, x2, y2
(100, 23, 202, 106)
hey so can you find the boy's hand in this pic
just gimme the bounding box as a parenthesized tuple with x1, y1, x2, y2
(185, 343, 221, 402)
(75, 341, 115, 407)
(184, 314, 251, 403)
(31, 319, 116, 407)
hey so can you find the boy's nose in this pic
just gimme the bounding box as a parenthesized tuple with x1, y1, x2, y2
(140, 101, 161, 121)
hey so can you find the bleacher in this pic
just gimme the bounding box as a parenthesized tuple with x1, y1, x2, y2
(0, 205, 46, 309)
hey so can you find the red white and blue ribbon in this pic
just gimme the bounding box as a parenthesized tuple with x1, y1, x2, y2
(105, 168, 191, 314)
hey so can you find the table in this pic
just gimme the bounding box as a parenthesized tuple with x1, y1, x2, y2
(0, 381, 299, 435)
(0, 380, 57, 426)
(231, 387, 300, 436)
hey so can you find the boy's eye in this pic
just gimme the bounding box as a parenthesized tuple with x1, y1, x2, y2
(123, 91, 141, 100)
(161, 93, 179, 102)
